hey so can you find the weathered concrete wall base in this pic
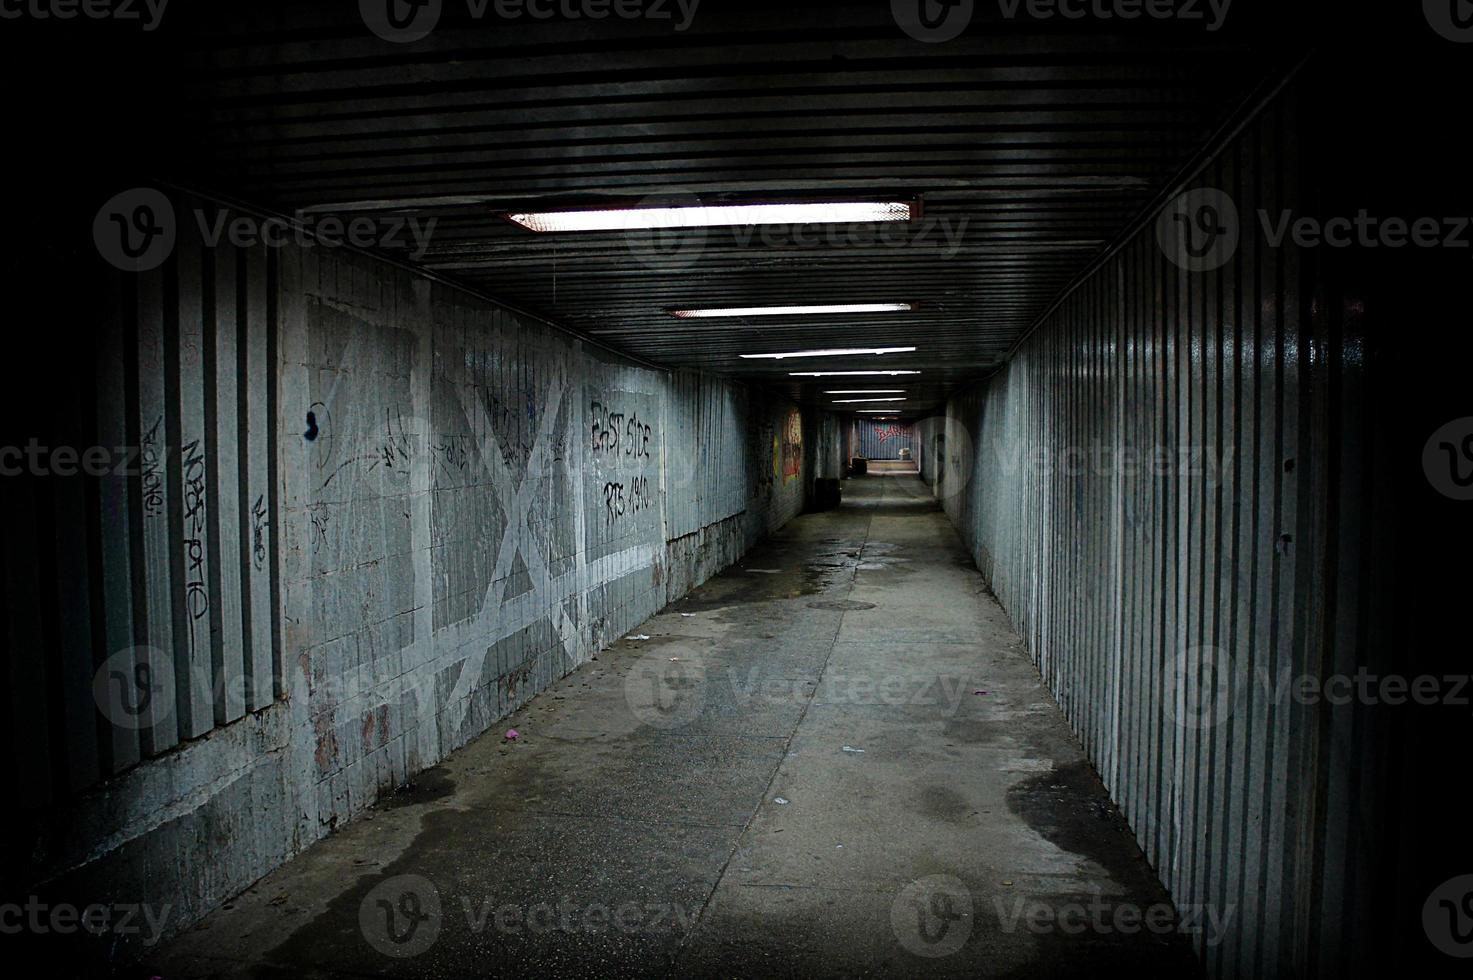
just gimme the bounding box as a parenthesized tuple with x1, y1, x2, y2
(15, 191, 819, 968)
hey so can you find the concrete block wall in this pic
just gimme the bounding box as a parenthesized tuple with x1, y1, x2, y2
(6, 189, 815, 955)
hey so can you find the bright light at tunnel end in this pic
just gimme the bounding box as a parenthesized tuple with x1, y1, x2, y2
(740, 346, 916, 360)
(504, 201, 915, 233)
(672, 303, 917, 319)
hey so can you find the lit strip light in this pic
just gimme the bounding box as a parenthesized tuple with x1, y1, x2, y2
(790, 370, 921, 377)
(832, 398, 906, 404)
(740, 346, 915, 361)
(505, 201, 914, 233)
(673, 303, 915, 319)
(824, 389, 905, 394)
(859, 410, 901, 415)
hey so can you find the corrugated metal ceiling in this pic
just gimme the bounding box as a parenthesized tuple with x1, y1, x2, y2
(110, 0, 1306, 415)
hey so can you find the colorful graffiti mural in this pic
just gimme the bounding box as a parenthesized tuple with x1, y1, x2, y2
(782, 410, 802, 482)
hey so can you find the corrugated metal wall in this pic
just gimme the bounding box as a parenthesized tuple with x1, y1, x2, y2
(1, 205, 282, 803)
(663, 370, 747, 541)
(855, 419, 916, 460)
(941, 86, 1396, 979)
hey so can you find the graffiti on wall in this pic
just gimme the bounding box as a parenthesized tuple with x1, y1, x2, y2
(782, 410, 802, 482)
(587, 387, 660, 555)
(857, 419, 915, 460)
(872, 423, 907, 443)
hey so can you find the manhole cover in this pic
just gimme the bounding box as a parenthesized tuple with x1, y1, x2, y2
(807, 600, 877, 611)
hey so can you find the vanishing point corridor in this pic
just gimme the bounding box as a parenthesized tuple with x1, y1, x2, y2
(5, 4, 1465, 977)
(153, 474, 1196, 978)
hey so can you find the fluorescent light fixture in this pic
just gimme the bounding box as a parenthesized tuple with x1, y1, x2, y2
(790, 370, 921, 377)
(859, 410, 901, 414)
(672, 303, 915, 319)
(824, 389, 906, 394)
(505, 201, 913, 233)
(740, 346, 915, 361)
(832, 398, 906, 404)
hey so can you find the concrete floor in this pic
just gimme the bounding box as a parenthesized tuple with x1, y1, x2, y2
(153, 474, 1199, 979)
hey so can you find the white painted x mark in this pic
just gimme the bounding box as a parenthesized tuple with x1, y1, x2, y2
(442, 378, 581, 714)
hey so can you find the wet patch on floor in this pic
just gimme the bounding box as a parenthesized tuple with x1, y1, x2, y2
(913, 783, 975, 825)
(152, 474, 1199, 980)
(376, 766, 457, 810)
(1005, 761, 1153, 890)
(671, 557, 844, 612)
(940, 717, 1017, 745)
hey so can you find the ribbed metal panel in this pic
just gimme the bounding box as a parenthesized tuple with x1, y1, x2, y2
(942, 86, 1394, 979)
(32, 0, 1303, 414)
(664, 369, 747, 540)
(855, 419, 915, 460)
(0, 194, 283, 800)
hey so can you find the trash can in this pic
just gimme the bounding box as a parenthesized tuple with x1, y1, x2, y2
(812, 477, 842, 511)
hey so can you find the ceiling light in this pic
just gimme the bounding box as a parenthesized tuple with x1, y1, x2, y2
(505, 201, 914, 233)
(859, 410, 902, 414)
(824, 389, 906, 394)
(740, 347, 915, 361)
(789, 370, 921, 377)
(832, 398, 906, 404)
(672, 303, 916, 319)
